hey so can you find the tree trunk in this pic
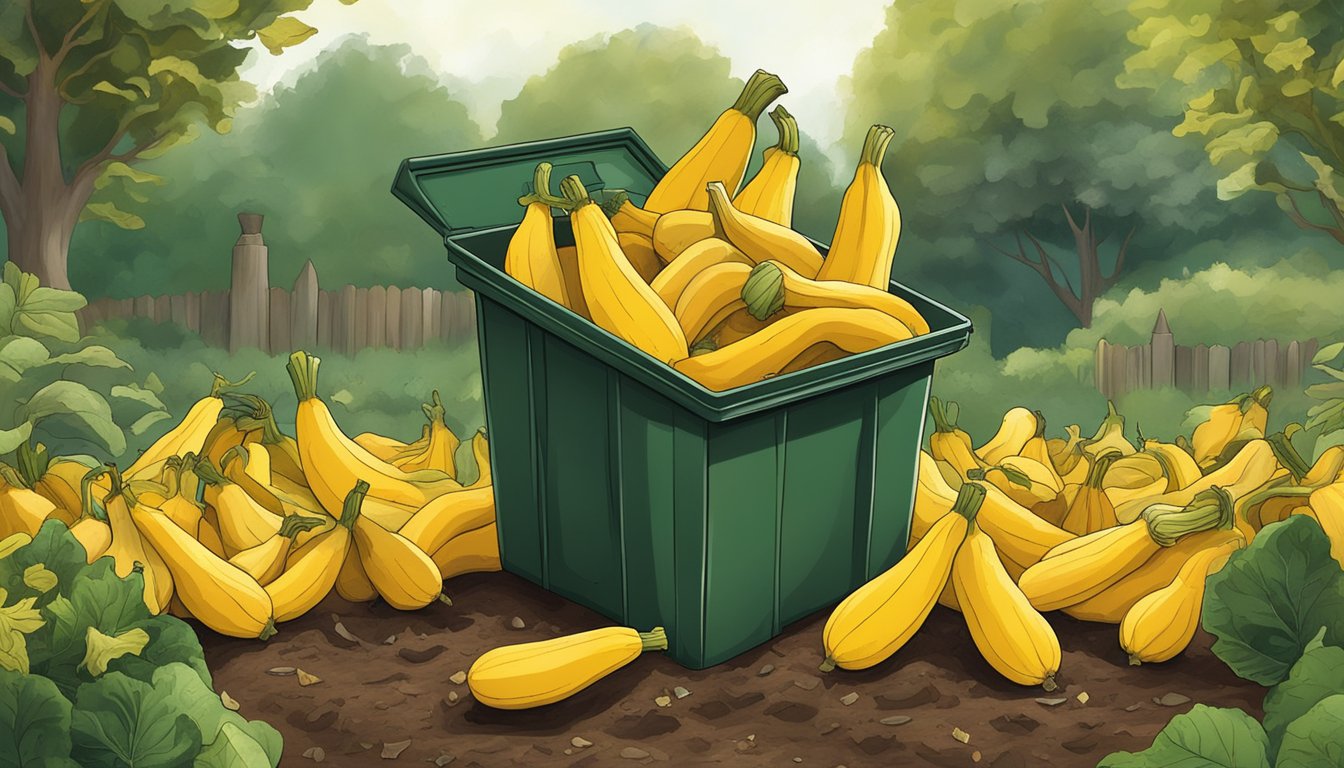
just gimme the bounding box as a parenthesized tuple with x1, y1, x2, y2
(0, 58, 92, 291)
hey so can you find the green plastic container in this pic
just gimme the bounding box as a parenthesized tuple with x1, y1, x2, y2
(392, 129, 972, 669)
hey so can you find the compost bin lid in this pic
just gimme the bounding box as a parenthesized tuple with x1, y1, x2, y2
(391, 128, 665, 238)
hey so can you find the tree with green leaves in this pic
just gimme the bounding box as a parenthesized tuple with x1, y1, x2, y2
(0, 0, 354, 290)
(494, 24, 840, 241)
(845, 0, 1232, 328)
(1123, 1, 1344, 247)
(74, 37, 485, 296)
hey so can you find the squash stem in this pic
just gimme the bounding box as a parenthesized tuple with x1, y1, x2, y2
(768, 105, 799, 156)
(639, 626, 669, 652)
(1144, 486, 1233, 546)
(286, 351, 320, 403)
(338, 480, 369, 530)
(951, 482, 985, 524)
(731, 70, 788, 122)
(928, 396, 957, 433)
(210, 370, 256, 398)
(818, 657, 837, 673)
(1085, 450, 1122, 489)
(858, 124, 895, 167)
(193, 458, 230, 487)
(558, 175, 593, 210)
(1266, 432, 1311, 482)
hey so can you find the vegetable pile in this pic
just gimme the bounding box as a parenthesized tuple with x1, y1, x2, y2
(502, 69, 931, 391)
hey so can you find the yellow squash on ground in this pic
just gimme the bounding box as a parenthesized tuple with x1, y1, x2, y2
(267, 482, 365, 622)
(469, 626, 668, 709)
(432, 522, 502, 579)
(1120, 536, 1242, 664)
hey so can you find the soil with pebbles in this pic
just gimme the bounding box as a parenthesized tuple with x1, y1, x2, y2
(200, 572, 1262, 767)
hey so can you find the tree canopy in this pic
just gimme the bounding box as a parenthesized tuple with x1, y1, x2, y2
(71, 36, 484, 295)
(844, 0, 1244, 329)
(1123, 0, 1344, 248)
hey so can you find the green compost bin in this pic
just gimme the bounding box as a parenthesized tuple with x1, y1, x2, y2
(392, 129, 973, 669)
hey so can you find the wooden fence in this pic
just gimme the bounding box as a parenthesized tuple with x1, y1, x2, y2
(1095, 310, 1318, 399)
(76, 213, 476, 356)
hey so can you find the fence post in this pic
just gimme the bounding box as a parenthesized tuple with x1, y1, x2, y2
(229, 212, 270, 353)
(291, 261, 319, 350)
(1209, 345, 1230, 391)
(1150, 310, 1174, 388)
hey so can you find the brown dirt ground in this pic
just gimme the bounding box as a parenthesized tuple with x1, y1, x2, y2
(201, 572, 1263, 768)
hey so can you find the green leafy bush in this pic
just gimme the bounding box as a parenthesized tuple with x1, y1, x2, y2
(1099, 517, 1344, 767)
(0, 521, 281, 767)
(0, 264, 168, 459)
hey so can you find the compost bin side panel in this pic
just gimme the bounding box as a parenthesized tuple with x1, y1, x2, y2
(476, 298, 545, 584)
(617, 378, 680, 636)
(866, 365, 932, 578)
(541, 332, 624, 619)
(775, 386, 867, 628)
(702, 411, 781, 666)
(671, 415, 709, 668)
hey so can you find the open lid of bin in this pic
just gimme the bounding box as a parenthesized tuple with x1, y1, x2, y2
(392, 128, 973, 423)
(392, 128, 665, 237)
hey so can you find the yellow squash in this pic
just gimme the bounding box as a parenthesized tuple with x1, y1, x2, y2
(504, 162, 570, 307)
(705, 181, 822, 278)
(1120, 536, 1242, 664)
(469, 626, 668, 710)
(267, 482, 365, 622)
(673, 262, 752, 346)
(353, 515, 443, 610)
(560, 176, 689, 364)
(814, 125, 901, 289)
(927, 397, 987, 481)
(607, 192, 658, 237)
(616, 232, 662, 284)
(393, 391, 460, 478)
(745, 260, 929, 336)
(398, 485, 496, 557)
(1114, 439, 1284, 523)
(1058, 450, 1121, 536)
(1191, 386, 1271, 469)
(432, 522, 502, 579)
(651, 210, 714, 263)
(643, 69, 787, 213)
(228, 514, 325, 586)
(467, 429, 491, 489)
(732, 105, 800, 225)
(650, 237, 752, 310)
(99, 469, 174, 615)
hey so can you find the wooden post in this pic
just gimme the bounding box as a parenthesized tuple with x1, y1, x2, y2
(400, 287, 424, 349)
(1251, 340, 1266, 387)
(1285, 341, 1302, 391)
(1209, 345, 1230, 391)
(425, 288, 441, 344)
(1150, 310, 1174, 389)
(1263, 339, 1280, 388)
(1231, 342, 1251, 388)
(1095, 340, 1110, 398)
(134, 295, 153, 319)
(153, 295, 170, 324)
(290, 261, 319, 350)
(1175, 345, 1193, 391)
(317, 290, 332, 350)
(1125, 345, 1140, 397)
(1141, 343, 1152, 389)
(1193, 344, 1209, 393)
(368, 286, 387, 350)
(354, 287, 369, 352)
(386, 286, 402, 350)
(269, 287, 290, 355)
(229, 212, 270, 353)
(200, 290, 229, 347)
(170, 294, 187, 328)
(338, 284, 357, 357)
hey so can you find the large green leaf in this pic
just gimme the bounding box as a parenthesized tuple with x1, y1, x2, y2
(21, 287, 87, 314)
(1314, 341, 1344, 365)
(130, 410, 174, 436)
(195, 721, 272, 768)
(0, 667, 75, 766)
(0, 520, 93, 609)
(0, 422, 33, 456)
(0, 336, 52, 380)
(106, 615, 211, 690)
(1097, 704, 1271, 767)
(71, 671, 202, 768)
(0, 284, 16, 333)
(20, 381, 126, 456)
(1203, 516, 1344, 686)
(152, 663, 281, 767)
(1263, 630, 1344, 757)
(1275, 695, 1344, 768)
(44, 345, 132, 371)
(112, 383, 166, 410)
(256, 16, 317, 55)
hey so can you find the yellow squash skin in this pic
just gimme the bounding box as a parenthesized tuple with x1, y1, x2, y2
(1304, 482, 1344, 566)
(675, 307, 912, 391)
(1192, 386, 1271, 469)
(1144, 440, 1204, 492)
(468, 429, 491, 490)
(287, 352, 457, 516)
(650, 237, 752, 310)
(977, 408, 1040, 466)
(393, 391, 460, 478)
(952, 523, 1061, 689)
(732, 105, 800, 226)
(643, 69, 787, 213)
(196, 459, 282, 555)
(673, 262, 752, 346)
(504, 163, 570, 308)
(705, 181, 823, 278)
(1120, 536, 1242, 664)
(616, 232, 663, 284)
(980, 456, 1062, 510)
(814, 125, 901, 289)
(1303, 446, 1344, 487)
(821, 484, 981, 671)
(1018, 420, 1065, 490)
(1058, 451, 1121, 536)
(228, 514, 325, 586)
(123, 373, 247, 478)
(432, 522, 502, 579)
(561, 176, 689, 365)
(0, 483, 56, 539)
(469, 626, 668, 710)
(1114, 439, 1283, 523)
(651, 210, 714, 263)
(353, 516, 443, 610)
(970, 480, 1075, 573)
(927, 397, 988, 481)
(267, 482, 364, 622)
(398, 485, 496, 557)
(131, 503, 276, 639)
(763, 260, 929, 336)
(553, 245, 590, 320)
(352, 433, 406, 462)
(102, 479, 174, 615)
(1064, 529, 1243, 623)
(609, 196, 658, 237)
(1082, 401, 1137, 459)
(70, 517, 112, 563)
(336, 543, 378, 603)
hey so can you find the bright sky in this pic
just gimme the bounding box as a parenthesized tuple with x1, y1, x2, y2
(239, 0, 892, 157)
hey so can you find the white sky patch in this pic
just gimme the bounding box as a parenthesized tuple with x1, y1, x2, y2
(239, 0, 890, 159)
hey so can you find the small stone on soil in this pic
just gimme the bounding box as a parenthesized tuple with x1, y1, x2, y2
(674, 686, 690, 699)
(571, 737, 592, 748)
(296, 669, 321, 687)
(1076, 691, 1090, 704)
(972, 751, 982, 763)
(655, 695, 671, 708)
(840, 692, 860, 706)
(758, 664, 775, 676)
(382, 740, 411, 759)
(1125, 703, 1142, 712)
(449, 671, 466, 685)
(333, 622, 360, 643)
(219, 691, 239, 711)
(384, 636, 396, 645)
(1035, 697, 1067, 707)
(880, 716, 912, 726)
(302, 746, 325, 762)
(509, 616, 525, 630)
(1154, 693, 1191, 707)
(952, 727, 971, 744)
(821, 722, 840, 735)
(793, 759, 802, 764)
(446, 691, 459, 705)
(432, 754, 455, 766)
(620, 747, 650, 759)
(794, 677, 819, 691)
(266, 667, 296, 676)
